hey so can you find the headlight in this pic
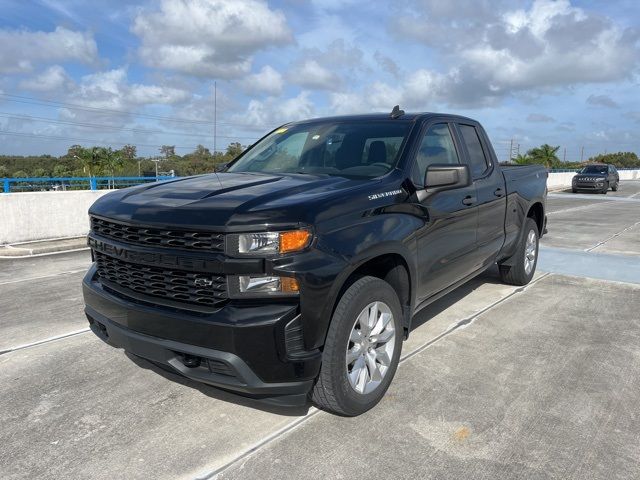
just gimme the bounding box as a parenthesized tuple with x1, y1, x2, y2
(227, 229, 312, 256)
(228, 275, 300, 297)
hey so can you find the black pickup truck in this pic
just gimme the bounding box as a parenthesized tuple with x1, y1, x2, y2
(83, 110, 547, 416)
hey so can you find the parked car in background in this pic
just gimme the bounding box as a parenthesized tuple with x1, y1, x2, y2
(572, 164, 619, 194)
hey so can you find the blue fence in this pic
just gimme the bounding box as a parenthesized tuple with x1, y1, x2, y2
(2, 176, 175, 193)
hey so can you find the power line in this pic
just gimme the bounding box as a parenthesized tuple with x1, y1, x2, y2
(0, 93, 275, 129)
(0, 129, 206, 150)
(0, 112, 258, 140)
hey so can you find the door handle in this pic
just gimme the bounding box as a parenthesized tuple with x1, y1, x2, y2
(494, 187, 504, 197)
(462, 195, 476, 206)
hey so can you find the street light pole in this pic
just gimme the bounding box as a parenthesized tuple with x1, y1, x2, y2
(214, 81, 217, 159)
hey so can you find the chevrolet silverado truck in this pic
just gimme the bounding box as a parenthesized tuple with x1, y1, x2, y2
(83, 109, 547, 416)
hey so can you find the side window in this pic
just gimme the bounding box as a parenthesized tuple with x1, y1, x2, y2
(412, 123, 459, 186)
(459, 124, 490, 178)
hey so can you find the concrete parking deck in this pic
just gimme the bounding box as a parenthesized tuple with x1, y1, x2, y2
(1, 181, 639, 479)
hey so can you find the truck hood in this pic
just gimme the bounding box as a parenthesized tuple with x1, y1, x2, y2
(89, 172, 379, 230)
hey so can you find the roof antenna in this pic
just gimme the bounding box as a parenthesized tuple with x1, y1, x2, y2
(390, 105, 405, 119)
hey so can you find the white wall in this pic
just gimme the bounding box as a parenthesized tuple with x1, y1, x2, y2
(1, 171, 640, 245)
(547, 169, 640, 189)
(0, 190, 109, 244)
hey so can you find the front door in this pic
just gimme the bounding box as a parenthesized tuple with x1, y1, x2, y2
(412, 122, 479, 303)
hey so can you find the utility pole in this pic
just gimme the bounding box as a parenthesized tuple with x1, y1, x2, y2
(563, 147, 566, 162)
(509, 139, 514, 162)
(213, 81, 217, 159)
(580, 146, 584, 162)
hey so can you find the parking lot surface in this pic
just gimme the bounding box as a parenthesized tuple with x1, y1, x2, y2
(1, 181, 639, 479)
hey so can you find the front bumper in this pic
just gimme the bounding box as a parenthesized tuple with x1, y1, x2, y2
(83, 267, 322, 406)
(573, 182, 605, 190)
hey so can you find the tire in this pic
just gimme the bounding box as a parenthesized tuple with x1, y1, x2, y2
(572, 188, 577, 193)
(601, 181, 609, 194)
(499, 218, 539, 286)
(310, 276, 403, 416)
(612, 181, 618, 192)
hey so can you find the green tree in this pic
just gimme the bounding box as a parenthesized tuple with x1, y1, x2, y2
(527, 144, 560, 169)
(53, 164, 71, 177)
(102, 147, 125, 187)
(32, 168, 48, 177)
(119, 144, 137, 161)
(75, 146, 103, 177)
(159, 145, 176, 158)
(513, 153, 531, 165)
(588, 152, 640, 168)
(226, 142, 244, 159)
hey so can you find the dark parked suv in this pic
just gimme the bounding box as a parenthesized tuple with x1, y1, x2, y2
(572, 164, 619, 194)
(83, 110, 547, 416)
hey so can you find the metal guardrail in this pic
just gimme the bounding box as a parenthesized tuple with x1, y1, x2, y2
(1, 176, 175, 193)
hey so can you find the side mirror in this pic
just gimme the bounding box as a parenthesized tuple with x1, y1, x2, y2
(424, 164, 471, 191)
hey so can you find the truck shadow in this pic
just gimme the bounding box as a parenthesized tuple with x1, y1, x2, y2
(125, 265, 504, 417)
(410, 265, 504, 331)
(125, 352, 312, 417)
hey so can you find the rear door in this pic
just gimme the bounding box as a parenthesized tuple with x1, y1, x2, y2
(411, 121, 479, 303)
(455, 123, 507, 269)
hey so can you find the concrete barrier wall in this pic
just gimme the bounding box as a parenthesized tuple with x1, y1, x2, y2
(547, 169, 640, 189)
(1, 170, 639, 245)
(0, 191, 109, 244)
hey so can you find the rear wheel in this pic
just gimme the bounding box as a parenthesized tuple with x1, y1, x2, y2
(310, 276, 403, 416)
(499, 218, 539, 286)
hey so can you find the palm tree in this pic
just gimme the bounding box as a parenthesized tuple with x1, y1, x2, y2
(102, 147, 124, 188)
(528, 144, 560, 169)
(513, 153, 531, 165)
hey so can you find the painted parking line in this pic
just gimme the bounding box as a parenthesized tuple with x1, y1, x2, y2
(548, 193, 640, 203)
(0, 328, 91, 356)
(194, 272, 552, 480)
(538, 246, 640, 285)
(0, 268, 86, 286)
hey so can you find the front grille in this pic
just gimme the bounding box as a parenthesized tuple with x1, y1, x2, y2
(95, 251, 227, 309)
(91, 216, 224, 252)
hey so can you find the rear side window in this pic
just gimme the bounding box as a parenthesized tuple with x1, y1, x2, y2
(459, 124, 490, 178)
(412, 123, 459, 186)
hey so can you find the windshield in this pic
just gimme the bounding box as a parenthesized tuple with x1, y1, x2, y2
(227, 120, 412, 178)
(581, 165, 607, 174)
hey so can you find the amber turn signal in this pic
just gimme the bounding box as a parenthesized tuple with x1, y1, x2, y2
(280, 276, 300, 293)
(279, 230, 311, 254)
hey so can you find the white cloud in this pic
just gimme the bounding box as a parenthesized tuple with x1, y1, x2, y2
(240, 65, 284, 96)
(0, 26, 98, 74)
(289, 59, 341, 90)
(235, 92, 314, 129)
(391, 0, 640, 105)
(72, 69, 191, 108)
(18, 65, 74, 92)
(132, 0, 292, 78)
(526, 113, 555, 123)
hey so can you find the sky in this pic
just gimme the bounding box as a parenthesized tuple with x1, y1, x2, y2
(0, 0, 638, 161)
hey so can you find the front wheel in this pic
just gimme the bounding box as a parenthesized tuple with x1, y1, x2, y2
(601, 181, 609, 194)
(612, 181, 619, 191)
(499, 217, 539, 286)
(310, 276, 403, 416)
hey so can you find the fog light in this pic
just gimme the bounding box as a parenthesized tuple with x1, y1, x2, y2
(237, 275, 300, 296)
